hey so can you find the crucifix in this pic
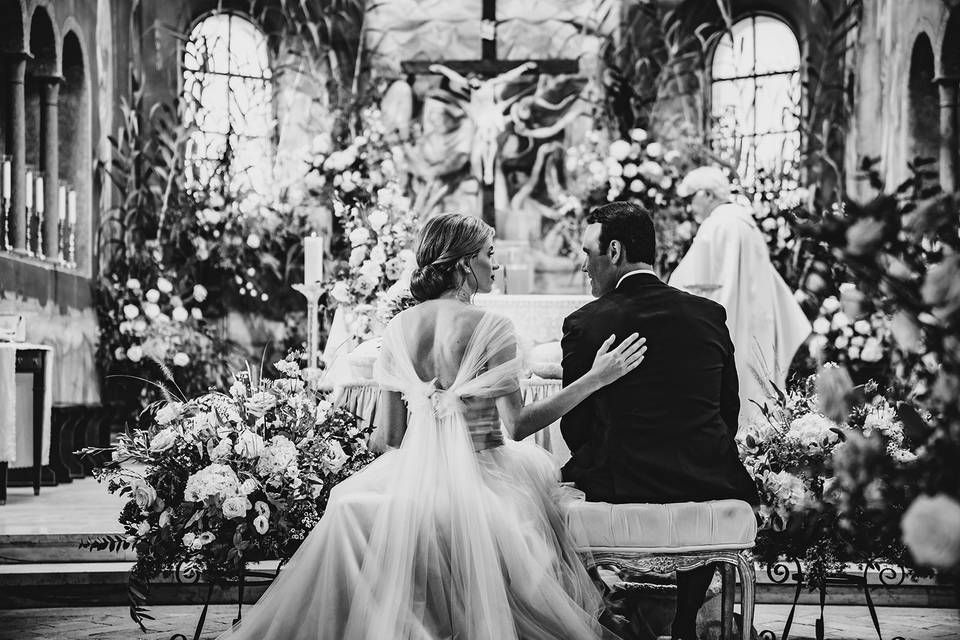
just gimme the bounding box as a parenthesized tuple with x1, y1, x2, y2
(401, 0, 578, 229)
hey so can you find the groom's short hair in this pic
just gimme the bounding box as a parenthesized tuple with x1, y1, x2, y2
(587, 202, 656, 264)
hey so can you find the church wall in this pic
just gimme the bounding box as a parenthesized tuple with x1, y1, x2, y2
(845, 0, 953, 201)
(0, 0, 125, 405)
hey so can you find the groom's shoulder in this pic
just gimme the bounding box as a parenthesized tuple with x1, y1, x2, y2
(565, 293, 617, 326)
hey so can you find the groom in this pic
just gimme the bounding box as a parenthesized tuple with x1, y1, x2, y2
(560, 202, 759, 640)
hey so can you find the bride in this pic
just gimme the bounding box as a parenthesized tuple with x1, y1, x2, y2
(218, 213, 646, 640)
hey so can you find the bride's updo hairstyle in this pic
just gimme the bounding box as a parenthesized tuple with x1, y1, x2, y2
(410, 213, 493, 301)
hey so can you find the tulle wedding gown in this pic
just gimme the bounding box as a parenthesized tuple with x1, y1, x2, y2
(218, 308, 616, 640)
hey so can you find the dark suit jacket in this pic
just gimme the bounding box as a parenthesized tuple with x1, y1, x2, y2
(560, 273, 759, 505)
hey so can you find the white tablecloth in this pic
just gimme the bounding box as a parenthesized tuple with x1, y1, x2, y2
(0, 343, 53, 466)
(335, 378, 570, 464)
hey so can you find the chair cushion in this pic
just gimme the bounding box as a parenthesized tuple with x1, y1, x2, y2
(558, 485, 757, 553)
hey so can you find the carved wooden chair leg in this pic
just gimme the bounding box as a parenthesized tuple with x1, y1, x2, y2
(720, 561, 736, 640)
(737, 551, 756, 640)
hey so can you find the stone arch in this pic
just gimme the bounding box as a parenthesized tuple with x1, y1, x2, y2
(27, 3, 60, 76)
(907, 33, 940, 164)
(941, 8, 960, 77)
(59, 29, 92, 273)
(0, 0, 28, 54)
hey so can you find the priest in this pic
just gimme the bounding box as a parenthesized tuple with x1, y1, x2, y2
(669, 166, 811, 430)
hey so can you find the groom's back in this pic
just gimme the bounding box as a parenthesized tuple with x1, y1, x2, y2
(561, 275, 757, 504)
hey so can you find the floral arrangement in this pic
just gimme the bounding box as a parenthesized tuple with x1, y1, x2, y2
(571, 128, 697, 276)
(80, 355, 375, 628)
(740, 372, 916, 585)
(308, 104, 421, 342)
(806, 288, 892, 384)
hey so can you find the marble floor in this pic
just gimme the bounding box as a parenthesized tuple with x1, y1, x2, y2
(0, 476, 124, 536)
(0, 604, 957, 639)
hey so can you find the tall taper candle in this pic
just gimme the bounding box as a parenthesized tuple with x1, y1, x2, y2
(1, 158, 10, 200)
(58, 185, 66, 222)
(67, 190, 77, 225)
(304, 235, 324, 283)
(35, 176, 44, 213)
(25, 169, 33, 209)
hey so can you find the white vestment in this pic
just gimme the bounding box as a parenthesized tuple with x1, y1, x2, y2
(669, 203, 811, 429)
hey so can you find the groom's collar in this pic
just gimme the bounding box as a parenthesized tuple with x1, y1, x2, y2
(616, 269, 659, 289)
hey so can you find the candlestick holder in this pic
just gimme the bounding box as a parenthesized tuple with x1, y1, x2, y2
(292, 282, 327, 389)
(0, 198, 8, 251)
(24, 205, 34, 257)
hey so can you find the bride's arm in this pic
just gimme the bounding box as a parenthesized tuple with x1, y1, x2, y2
(370, 390, 407, 453)
(496, 333, 646, 441)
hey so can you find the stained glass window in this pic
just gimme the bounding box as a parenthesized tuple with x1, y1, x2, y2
(711, 15, 801, 187)
(183, 12, 273, 193)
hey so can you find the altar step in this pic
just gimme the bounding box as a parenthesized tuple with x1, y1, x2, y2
(0, 555, 955, 609)
(0, 533, 136, 564)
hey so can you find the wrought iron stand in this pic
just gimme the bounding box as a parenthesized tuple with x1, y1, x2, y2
(169, 565, 278, 640)
(757, 560, 908, 640)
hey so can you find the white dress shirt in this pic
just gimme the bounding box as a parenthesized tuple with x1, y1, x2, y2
(616, 269, 659, 289)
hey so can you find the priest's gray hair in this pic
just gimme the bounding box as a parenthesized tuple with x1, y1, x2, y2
(677, 166, 732, 201)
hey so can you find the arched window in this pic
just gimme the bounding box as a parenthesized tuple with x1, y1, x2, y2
(710, 15, 801, 187)
(183, 12, 273, 193)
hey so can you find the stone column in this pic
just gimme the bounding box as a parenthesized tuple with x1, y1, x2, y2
(39, 77, 61, 259)
(935, 76, 960, 193)
(6, 54, 28, 252)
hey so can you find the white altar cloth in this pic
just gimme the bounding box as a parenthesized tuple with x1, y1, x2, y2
(0, 343, 53, 467)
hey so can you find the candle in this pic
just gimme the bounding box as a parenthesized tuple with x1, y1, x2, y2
(304, 235, 324, 283)
(58, 185, 67, 222)
(35, 175, 44, 213)
(25, 169, 33, 209)
(67, 190, 77, 225)
(1, 158, 10, 200)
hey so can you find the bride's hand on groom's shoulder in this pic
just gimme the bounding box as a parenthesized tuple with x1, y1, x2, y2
(588, 333, 647, 387)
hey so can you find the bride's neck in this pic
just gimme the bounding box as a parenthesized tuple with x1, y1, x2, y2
(437, 286, 473, 304)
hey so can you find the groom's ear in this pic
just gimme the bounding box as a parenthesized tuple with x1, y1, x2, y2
(608, 239, 623, 264)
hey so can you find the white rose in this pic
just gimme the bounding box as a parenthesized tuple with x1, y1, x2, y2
(114, 346, 126, 360)
(126, 345, 144, 362)
(156, 277, 173, 294)
(208, 438, 232, 461)
(192, 284, 208, 302)
(136, 520, 151, 536)
(155, 402, 184, 426)
(123, 304, 140, 320)
(808, 335, 828, 358)
(367, 209, 388, 232)
(245, 391, 278, 417)
(609, 140, 632, 161)
(182, 532, 196, 548)
(628, 128, 648, 143)
(247, 233, 262, 249)
(240, 478, 259, 495)
(761, 217, 779, 232)
(253, 514, 269, 534)
(644, 142, 663, 157)
(848, 346, 860, 360)
(902, 494, 960, 569)
(145, 288, 160, 302)
(234, 429, 265, 458)
(143, 302, 160, 319)
(191, 307, 203, 320)
(821, 296, 841, 314)
(158, 508, 173, 528)
(369, 244, 388, 265)
(221, 495, 252, 519)
(131, 480, 158, 510)
(664, 149, 681, 163)
(348, 227, 371, 247)
(831, 311, 851, 330)
(133, 319, 147, 333)
(331, 281, 352, 303)
(629, 179, 645, 193)
(322, 440, 349, 473)
(172, 352, 190, 367)
(315, 399, 333, 424)
(172, 306, 189, 322)
(854, 319, 872, 335)
(126, 278, 141, 291)
(860, 338, 884, 363)
(349, 246, 367, 267)
(813, 317, 831, 335)
(150, 427, 178, 452)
